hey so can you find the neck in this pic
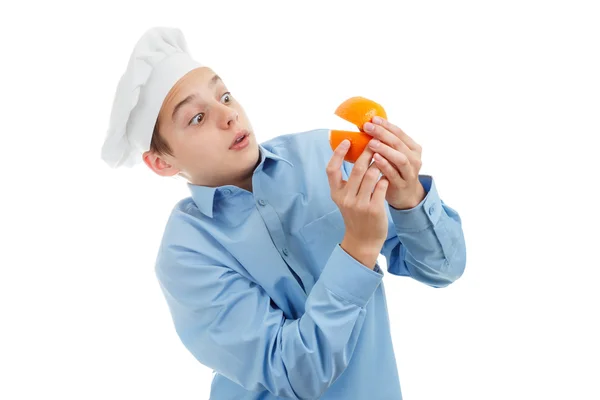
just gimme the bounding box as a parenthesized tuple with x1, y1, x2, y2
(239, 179, 253, 193)
(186, 152, 260, 192)
(225, 170, 253, 192)
(238, 151, 262, 192)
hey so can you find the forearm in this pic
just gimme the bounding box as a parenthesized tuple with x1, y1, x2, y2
(383, 175, 466, 287)
(281, 244, 383, 397)
(157, 244, 383, 400)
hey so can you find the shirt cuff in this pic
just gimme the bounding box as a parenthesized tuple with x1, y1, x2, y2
(317, 244, 383, 308)
(388, 175, 443, 232)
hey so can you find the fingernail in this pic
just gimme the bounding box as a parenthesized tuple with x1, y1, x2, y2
(369, 139, 380, 148)
(364, 122, 374, 132)
(372, 116, 382, 124)
(341, 139, 350, 148)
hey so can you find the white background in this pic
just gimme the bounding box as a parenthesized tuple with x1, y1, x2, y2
(1, 0, 599, 399)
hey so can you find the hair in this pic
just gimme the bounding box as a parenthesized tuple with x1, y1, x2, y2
(149, 117, 174, 157)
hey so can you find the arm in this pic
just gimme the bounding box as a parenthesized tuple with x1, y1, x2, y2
(342, 154, 466, 287)
(381, 174, 467, 287)
(345, 116, 465, 286)
(155, 238, 382, 400)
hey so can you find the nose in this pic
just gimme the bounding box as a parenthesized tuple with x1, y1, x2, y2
(217, 104, 239, 129)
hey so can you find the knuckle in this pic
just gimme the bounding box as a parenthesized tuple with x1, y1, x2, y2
(367, 167, 380, 178)
(356, 203, 370, 213)
(353, 166, 366, 175)
(368, 205, 382, 216)
(340, 197, 354, 210)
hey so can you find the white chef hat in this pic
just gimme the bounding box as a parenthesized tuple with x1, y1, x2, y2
(101, 27, 202, 168)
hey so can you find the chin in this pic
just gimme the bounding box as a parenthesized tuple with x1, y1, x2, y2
(247, 142, 260, 165)
(240, 141, 258, 168)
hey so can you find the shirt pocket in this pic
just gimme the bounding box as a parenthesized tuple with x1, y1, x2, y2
(299, 208, 346, 269)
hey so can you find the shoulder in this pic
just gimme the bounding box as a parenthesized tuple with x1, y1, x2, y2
(262, 127, 329, 146)
(260, 128, 335, 165)
(154, 198, 218, 268)
(163, 197, 205, 236)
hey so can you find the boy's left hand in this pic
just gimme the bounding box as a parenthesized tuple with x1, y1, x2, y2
(363, 117, 426, 210)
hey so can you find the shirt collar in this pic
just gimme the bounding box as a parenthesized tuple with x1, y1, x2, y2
(187, 143, 293, 218)
(260, 144, 294, 168)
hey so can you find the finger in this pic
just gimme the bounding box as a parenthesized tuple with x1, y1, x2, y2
(371, 176, 389, 206)
(363, 122, 405, 152)
(371, 142, 415, 180)
(346, 146, 375, 196)
(326, 139, 350, 191)
(357, 164, 382, 206)
(365, 124, 414, 161)
(373, 153, 402, 183)
(371, 117, 421, 152)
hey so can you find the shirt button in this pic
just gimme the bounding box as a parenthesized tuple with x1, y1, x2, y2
(258, 199, 267, 206)
(428, 204, 435, 216)
(282, 248, 289, 256)
(223, 189, 232, 195)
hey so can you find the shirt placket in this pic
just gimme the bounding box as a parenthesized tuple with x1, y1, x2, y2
(253, 194, 315, 295)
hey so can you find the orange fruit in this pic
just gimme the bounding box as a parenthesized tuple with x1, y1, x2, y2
(329, 130, 374, 164)
(334, 96, 387, 129)
(329, 96, 387, 163)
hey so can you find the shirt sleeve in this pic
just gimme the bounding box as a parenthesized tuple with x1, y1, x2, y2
(155, 237, 382, 400)
(380, 175, 467, 287)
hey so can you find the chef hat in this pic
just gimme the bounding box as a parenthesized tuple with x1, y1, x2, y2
(101, 27, 202, 168)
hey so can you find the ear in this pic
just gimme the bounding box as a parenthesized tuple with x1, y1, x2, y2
(142, 151, 180, 177)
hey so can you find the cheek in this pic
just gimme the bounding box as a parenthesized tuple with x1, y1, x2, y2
(173, 138, 211, 162)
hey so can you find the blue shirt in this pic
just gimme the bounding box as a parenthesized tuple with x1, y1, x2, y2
(154, 128, 466, 399)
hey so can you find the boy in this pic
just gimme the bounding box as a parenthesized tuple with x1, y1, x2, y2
(102, 27, 466, 399)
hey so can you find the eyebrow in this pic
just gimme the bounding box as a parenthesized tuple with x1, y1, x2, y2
(171, 74, 222, 122)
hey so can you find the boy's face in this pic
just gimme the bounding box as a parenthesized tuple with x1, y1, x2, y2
(143, 66, 259, 190)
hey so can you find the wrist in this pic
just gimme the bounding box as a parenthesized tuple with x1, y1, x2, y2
(390, 183, 426, 210)
(340, 236, 381, 269)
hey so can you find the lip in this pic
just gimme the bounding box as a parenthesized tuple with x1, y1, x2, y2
(230, 130, 250, 149)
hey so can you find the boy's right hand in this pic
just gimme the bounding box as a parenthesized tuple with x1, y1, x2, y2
(326, 139, 390, 269)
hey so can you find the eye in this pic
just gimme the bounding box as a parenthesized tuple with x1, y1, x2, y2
(189, 113, 205, 126)
(221, 92, 232, 104)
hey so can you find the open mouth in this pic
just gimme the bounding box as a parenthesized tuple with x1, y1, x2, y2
(230, 132, 250, 150)
(234, 135, 246, 144)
